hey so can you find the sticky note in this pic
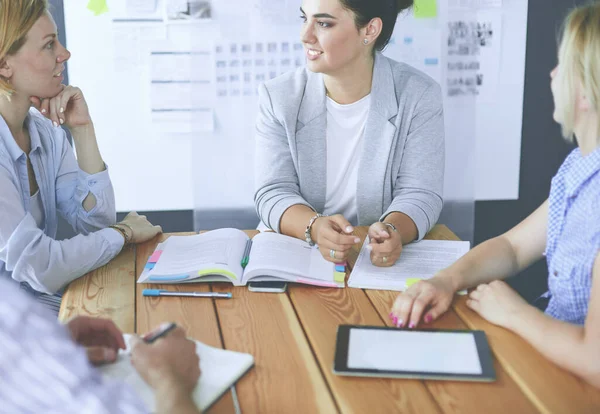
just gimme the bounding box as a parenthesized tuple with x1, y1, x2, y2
(335, 264, 346, 272)
(334, 271, 346, 283)
(414, 0, 437, 18)
(405, 278, 423, 288)
(148, 250, 163, 263)
(87, 0, 109, 16)
(144, 262, 156, 271)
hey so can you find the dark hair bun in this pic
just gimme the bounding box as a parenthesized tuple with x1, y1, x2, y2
(396, 0, 414, 13)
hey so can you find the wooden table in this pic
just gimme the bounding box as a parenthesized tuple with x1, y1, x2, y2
(59, 225, 600, 413)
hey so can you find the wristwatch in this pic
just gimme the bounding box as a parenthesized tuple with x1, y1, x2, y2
(305, 213, 324, 246)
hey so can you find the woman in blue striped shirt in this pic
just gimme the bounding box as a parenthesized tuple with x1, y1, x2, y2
(0, 0, 162, 314)
(390, 3, 600, 388)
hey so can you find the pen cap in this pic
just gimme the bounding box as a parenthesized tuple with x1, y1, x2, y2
(142, 289, 163, 296)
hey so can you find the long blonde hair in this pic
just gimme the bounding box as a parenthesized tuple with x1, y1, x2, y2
(555, 2, 600, 141)
(0, 0, 48, 97)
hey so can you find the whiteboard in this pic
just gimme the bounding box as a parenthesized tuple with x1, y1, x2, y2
(63, 0, 527, 213)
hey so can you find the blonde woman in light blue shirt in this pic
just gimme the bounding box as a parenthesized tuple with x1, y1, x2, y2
(0, 0, 162, 314)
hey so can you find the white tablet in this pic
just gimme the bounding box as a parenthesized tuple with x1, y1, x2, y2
(333, 325, 496, 382)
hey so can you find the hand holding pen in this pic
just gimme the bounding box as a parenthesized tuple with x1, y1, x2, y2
(131, 323, 201, 395)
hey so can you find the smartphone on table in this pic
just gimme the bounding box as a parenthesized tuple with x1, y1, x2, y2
(248, 281, 288, 293)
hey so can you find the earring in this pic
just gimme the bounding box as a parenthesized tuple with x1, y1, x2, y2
(363, 39, 369, 45)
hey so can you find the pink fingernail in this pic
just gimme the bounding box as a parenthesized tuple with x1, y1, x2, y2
(425, 315, 432, 323)
(409, 323, 415, 329)
(354, 238, 361, 243)
(389, 312, 394, 320)
(393, 316, 398, 325)
(41, 109, 46, 114)
(397, 319, 403, 328)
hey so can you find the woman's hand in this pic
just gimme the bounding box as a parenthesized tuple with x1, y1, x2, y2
(467, 281, 529, 329)
(367, 222, 402, 267)
(311, 214, 361, 263)
(390, 275, 456, 328)
(119, 212, 163, 244)
(30, 85, 92, 129)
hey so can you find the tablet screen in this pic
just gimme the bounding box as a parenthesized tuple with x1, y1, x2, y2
(347, 328, 482, 375)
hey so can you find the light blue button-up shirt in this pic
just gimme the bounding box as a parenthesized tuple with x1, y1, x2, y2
(545, 147, 600, 324)
(0, 109, 124, 295)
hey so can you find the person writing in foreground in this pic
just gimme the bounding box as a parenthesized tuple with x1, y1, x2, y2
(254, 0, 444, 267)
(0, 277, 202, 414)
(0, 0, 162, 314)
(390, 2, 600, 388)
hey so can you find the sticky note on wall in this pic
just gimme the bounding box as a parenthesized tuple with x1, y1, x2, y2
(87, 0, 109, 16)
(414, 0, 437, 18)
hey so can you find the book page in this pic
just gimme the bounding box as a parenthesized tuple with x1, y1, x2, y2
(100, 334, 254, 412)
(348, 239, 470, 291)
(144, 228, 248, 281)
(243, 232, 334, 283)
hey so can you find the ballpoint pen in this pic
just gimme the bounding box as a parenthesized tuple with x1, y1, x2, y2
(142, 289, 232, 299)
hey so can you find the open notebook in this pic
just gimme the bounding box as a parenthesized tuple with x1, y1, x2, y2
(348, 238, 470, 291)
(99, 334, 254, 412)
(137, 228, 343, 288)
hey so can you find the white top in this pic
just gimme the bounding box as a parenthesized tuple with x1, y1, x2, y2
(29, 190, 45, 229)
(322, 94, 371, 225)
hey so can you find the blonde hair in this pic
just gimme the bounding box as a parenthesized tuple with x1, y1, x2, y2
(0, 0, 48, 97)
(555, 2, 600, 141)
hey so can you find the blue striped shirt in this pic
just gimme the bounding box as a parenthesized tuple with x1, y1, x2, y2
(0, 278, 147, 413)
(0, 110, 125, 304)
(545, 147, 600, 324)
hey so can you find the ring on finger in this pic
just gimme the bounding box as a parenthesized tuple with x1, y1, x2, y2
(329, 249, 336, 259)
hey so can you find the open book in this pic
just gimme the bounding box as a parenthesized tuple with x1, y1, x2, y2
(99, 334, 254, 412)
(137, 228, 343, 288)
(348, 238, 470, 291)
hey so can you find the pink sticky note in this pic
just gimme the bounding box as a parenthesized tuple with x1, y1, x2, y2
(148, 250, 163, 263)
(297, 278, 339, 288)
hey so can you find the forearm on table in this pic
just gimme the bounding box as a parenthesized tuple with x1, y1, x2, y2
(381, 212, 418, 245)
(508, 306, 600, 386)
(439, 235, 521, 291)
(279, 204, 317, 240)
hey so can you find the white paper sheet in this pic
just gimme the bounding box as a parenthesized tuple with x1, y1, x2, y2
(347, 239, 470, 291)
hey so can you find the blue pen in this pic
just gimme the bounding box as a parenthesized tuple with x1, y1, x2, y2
(143, 289, 232, 299)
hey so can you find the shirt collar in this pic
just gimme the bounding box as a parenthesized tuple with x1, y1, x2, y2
(564, 146, 600, 197)
(0, 110, 42, 162)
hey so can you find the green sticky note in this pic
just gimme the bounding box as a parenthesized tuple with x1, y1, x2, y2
(405, 278, 422, 288)
(334, 271, 346, 283)
(87, 0, 109, 16)
(414, 0, 437, 18)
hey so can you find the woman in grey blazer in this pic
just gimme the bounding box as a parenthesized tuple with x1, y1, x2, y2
(254, 0, 444, 267)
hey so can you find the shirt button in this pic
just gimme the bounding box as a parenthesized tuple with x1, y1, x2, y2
(553, 271, 559, 277)
(88, 180, 97, 186)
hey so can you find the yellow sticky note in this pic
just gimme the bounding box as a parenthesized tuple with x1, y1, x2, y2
(334, 271, 346, 284)
(87, 0, 109, 16)
(405, 278, 422, 288)
(414, 0, 437, 18)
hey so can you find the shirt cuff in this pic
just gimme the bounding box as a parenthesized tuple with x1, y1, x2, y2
(77, 163, 112, 194)
(98, 227, 125, 256)
(381, 203, 430, 241)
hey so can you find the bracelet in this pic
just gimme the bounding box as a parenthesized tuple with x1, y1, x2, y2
(118, 222, 134, 243)
(305, 213, 324, 246)
(382, 222, 398, 232)
(110, 224, 131, 245)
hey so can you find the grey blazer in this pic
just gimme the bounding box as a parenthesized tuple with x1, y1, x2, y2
(254, 53, 444, 240)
